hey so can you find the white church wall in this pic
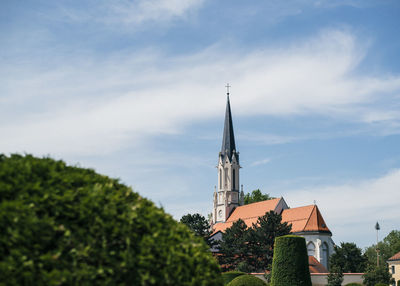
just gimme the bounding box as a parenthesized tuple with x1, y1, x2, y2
(300, 233, 335, 269)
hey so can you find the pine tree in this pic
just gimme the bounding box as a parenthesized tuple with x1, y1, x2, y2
(247, 211, 292, 271)
(218, 219, 249, 271)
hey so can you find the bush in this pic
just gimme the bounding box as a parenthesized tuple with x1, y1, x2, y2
(227, 274, 267, 286)
(375, 283, 388, 286)
(344, 283, 363, 286)
(270, 235, 312, 286)
(222, 271, 245, 285)
(0, 154, 223, 285)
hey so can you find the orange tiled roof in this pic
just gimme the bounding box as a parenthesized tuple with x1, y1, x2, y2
(281, 205, 331, 233)
(388, 251, 400, 261)
(212, 198, 281, 233)
(309, 256, 328, 273)
(212, 200, 331, 235)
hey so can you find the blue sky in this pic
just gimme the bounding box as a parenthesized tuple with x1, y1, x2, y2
(1, 0, 400, 248)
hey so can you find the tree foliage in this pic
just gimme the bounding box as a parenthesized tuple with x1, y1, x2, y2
(329, 242, 366, 273)
(270, 235, 312, 286)
(247, 211, 292, 271)
(363, 265, 394, 286)
(218, 219, 249, 271)
(364, 230, 400, 267)
(244, 189, 274, 205)
(0, 154, 222, 285)
(218, 211, 291, 272)
(180, 213, 214, 247)
(327, 265, 344, 286)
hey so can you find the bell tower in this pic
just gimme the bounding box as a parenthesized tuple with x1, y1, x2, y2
(213, 87, 244, 224)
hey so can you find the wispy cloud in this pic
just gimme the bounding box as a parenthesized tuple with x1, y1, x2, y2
(284, 169, 400, 247)
(250, 158, 272, 167)
(56, 0, 205, 27)
(2, 29, 400, 157)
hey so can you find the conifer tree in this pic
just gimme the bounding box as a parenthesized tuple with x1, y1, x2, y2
(218, 219, 249, 271)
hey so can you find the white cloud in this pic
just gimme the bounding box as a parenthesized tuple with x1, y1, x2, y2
(56, 0, 204, 27)
(283, 169, 400, 248)
(250, 158, 272, 167)
(2, 29, 400, 156)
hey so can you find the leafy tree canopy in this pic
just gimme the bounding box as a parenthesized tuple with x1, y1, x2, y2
(363, 265, 394, 286)
(329, 242, 366, 273)
(0, 154, 222, 285)
(247, 211, 292, 271)
(244, 189, 274, 205)
(218, 211, 291, 272)
(218, 219, 249, 271)
(327, 265, 343, 286)
(364, 230, 400, 267)
(180, 213, 215, 247)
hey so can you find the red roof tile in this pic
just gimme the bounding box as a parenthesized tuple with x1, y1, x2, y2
(212, 198, 281, 234)
(309, 256, 328, 273)
(212, 201, 331, 235)
(282, 205, 331, 233)
(388, 251, 400, 261)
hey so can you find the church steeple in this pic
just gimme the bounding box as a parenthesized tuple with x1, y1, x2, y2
(221, 95, 237, 161)
(212, 87, 242, 225)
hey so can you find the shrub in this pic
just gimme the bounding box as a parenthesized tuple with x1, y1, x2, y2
(270, 235, 312, 286)
(222, 271, 245, 285)
(344, 283, 363, 286)
(0, 154, 223, 285)
(375, 283, 388, 286)
(227, 274, 267, 286)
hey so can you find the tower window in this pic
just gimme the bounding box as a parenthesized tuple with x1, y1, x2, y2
(233, 169, 235, 189)
(219, 169, 222, 189)
(224, 168, 228, 187)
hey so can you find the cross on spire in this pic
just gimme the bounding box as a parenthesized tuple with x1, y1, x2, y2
(225, 83, 231, 95)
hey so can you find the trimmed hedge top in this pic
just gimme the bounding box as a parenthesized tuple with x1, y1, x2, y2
(222, 271, 246, 285)
(270, 235, 312, 286)
(227, 275, 267, 286)
(0, 154, 222, 285)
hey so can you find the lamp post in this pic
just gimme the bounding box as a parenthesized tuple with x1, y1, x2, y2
(375, 221, 380, 266)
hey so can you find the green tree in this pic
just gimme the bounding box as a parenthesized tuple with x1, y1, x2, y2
(0, 154, 222, 286)
(244, 189, 274, 205)
(247, 211, 292, 271)
(218, 219, 249, 271)
(327, 265, 344, 286)
(180, 213, 214, 247)
(364, 230, 400, 267)
(363, 265, 394, 286)
(329, 242, 366, 273)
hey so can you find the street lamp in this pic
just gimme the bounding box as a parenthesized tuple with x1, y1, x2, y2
(375, 221, 380, 266)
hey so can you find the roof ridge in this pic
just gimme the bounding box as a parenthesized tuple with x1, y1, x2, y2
(303, 205, 316, 231)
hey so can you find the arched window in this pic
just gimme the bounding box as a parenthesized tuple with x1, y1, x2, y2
(224, 168, 228, 187)
(321, 242, 329, 269)
(307, 242, 315, 257)
(219, 169, 222, 189)
(232, 169, 235, 189)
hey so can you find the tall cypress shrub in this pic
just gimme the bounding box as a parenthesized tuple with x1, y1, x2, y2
(270, 235, 312, 286)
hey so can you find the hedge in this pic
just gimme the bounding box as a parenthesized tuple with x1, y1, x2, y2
(0, 154, 223, 285)
(222, 271, 245, 285)
(270, 235, 312, 286)
(227, 275, 267, 286)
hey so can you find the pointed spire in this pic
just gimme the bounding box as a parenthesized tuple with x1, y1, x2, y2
(221, 95, 237, 160)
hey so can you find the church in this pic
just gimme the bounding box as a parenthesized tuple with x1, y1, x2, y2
(210, 92, 335, 270)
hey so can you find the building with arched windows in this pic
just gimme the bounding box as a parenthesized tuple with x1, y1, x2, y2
(210, 95, 335, 270)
